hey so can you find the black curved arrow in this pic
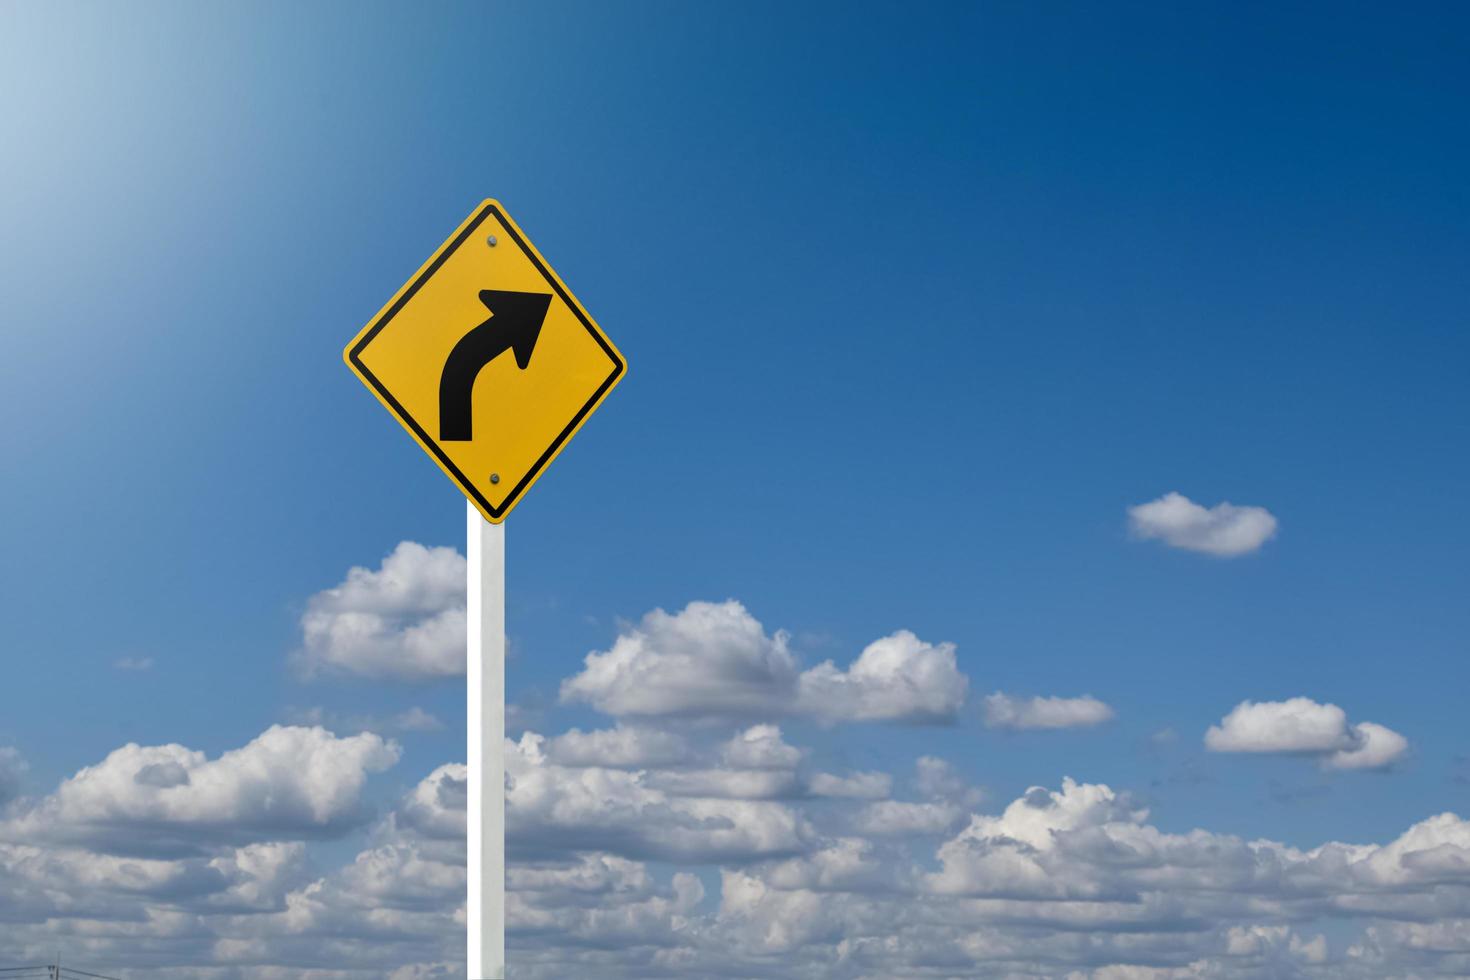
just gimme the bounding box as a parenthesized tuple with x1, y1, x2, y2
(438, 289, 552, 441)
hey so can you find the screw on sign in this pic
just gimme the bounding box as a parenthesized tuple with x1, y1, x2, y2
(343, 200, 626, 978)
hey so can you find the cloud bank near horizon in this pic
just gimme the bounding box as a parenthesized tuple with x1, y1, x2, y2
(1, 545, 1439, 978)
(0, 714, 1461, 979)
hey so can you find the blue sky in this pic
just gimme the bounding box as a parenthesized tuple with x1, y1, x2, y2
(2, 3, 1469, 977)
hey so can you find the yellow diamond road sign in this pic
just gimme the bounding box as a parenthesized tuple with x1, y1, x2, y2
(344, 200, 626, 523)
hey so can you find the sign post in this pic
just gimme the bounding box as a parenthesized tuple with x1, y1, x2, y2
(466, 503, 505, 978)
(344, 200, 626, 978)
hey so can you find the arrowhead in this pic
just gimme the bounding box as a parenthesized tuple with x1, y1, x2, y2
(478, 289, 551, 369)
(438, 289, 554, 442)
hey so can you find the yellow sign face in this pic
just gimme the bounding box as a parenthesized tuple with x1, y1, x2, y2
(344, 200, 626, 523)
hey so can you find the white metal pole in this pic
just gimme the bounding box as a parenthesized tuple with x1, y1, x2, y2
(466, 501, 505, 979)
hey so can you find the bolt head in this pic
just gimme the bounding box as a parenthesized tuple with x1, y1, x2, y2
(486, 234, 498, 247)
(489, 473, 501, 485)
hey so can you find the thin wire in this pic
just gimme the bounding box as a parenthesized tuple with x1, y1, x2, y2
(0, 963, 121, 979)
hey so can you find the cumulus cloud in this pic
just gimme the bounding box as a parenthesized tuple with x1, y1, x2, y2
(514, 770, 1470, 978)
(559, 600, 800, 718)
(983, 692, 1115, 730)
(1206, 698, 1408, 770)
(4, 719, 1470, 978)
(296, 541, 466, 680)
(647, 765, 804, 801)
(561, 601, 967, 724)
(1128, 491, 1278, 556)
(0, 731, 450, 976)
(795, 630, 968, 724)
(854, 799, 966, 836)
(1227, 924, 1330, 965)
(1206, 698, 1353, 753)
(853, 757, 979, 837)
(510, 852, 704, 958)
(391, 762, 467, 854)
(806, 770, 892, 800)
(1, 725, 400, 856)
(546, 725, 691, 769)
(539, 723, 878, 806)
(507, 732, 813, 862)
(641, 726, 809, 801)
(722, 724, 804, 770)
(1325, 721, 1411, 771)
(0, 575, 1444, 979)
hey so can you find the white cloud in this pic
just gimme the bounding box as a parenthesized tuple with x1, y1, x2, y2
(546, 725, 880, 803)
(557, 726, 888, 804)
(721, 724, 803, 770)
(561, 602, 968, 724)
(4, 720, 1470, 978)
(852, 757, 979, 836)
(648, 766, 803, 800)
(701, 774, 1470, 978)
(546, 725, 691, 769)
(0, 584, 1443, 980)
(983, 692, 1115, 730)
(1224, 925, 1330, 966)
(559, 600, 799, 718)
(392, 762, 467, 851)
(1, 725, 400, 855)
(854, 799, 965, 836)
(1128, 491, 1278, 556)
(806, 770, 891, 799)
(1325, 722, 1411, 771)
(114, 655, 155, 671)
(510, 853, 704, 968)
(296, 541, 466, 680)
(1206, 698, 1352, 753)
(933, 777, 1145, 880)
(507, 732, 813, 862)
(1206, 698, 1408, 770)
(0, 733, 450, 975)
(795, 630, 968, 724)
(0, 836, 312, 923)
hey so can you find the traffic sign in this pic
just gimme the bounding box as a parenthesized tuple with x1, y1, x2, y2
(344, 200, 626, 522)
